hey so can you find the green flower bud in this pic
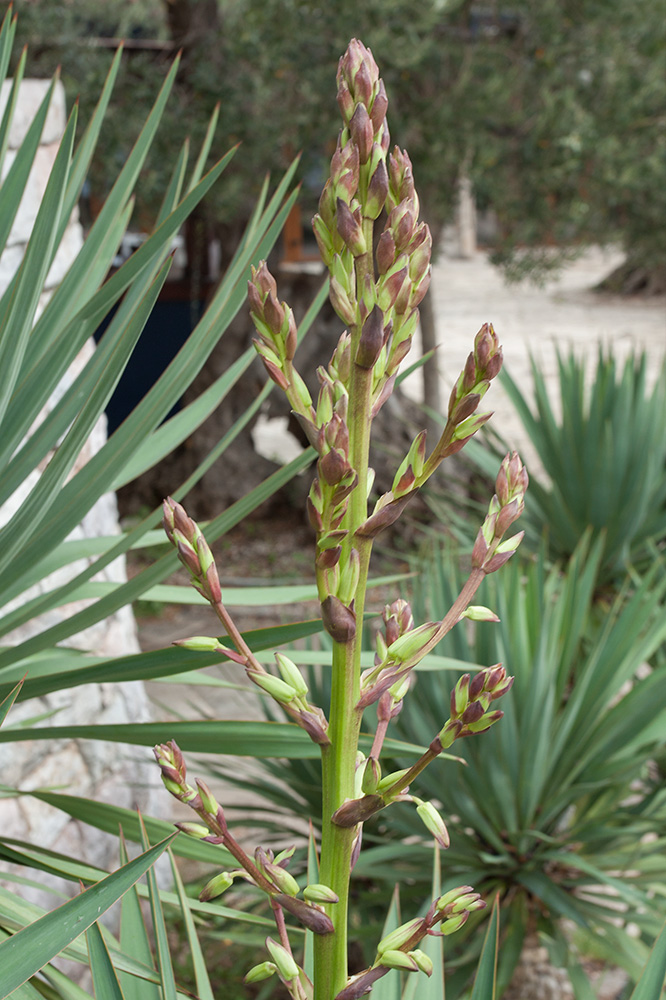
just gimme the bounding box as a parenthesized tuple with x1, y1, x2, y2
(303, 883, 340, 904)
(410, 949, 434, 975)
(441, 911, 469, 935)
(377, 917, 423, 955)
(461, 606, 500, 623)
(253, 672, 299, 704)
(200, 871, 234, 901)
(415, 799, 450, 849)
(376, 768, 410, 794)
(265, 937, 300, 981)
(361, 756, 381, 795)
(244, 961, 277, 984)
(275, 654, 309, 699)
(378, 949, 419, 971)
(172, 635, 225, 652)
(175, 822, 211, 840)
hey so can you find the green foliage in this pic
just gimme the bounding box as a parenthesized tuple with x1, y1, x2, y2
(392, 540, 666, 993)
(470, 349, 666, 589)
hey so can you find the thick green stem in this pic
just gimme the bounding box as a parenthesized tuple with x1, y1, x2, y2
(314, 232, 376, 999)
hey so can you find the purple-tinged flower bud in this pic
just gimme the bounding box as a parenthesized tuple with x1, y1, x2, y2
(321, 595, 356, 643)
(365, 154, 389, 220)
(320, 448, 350, 486)
(461, 701, 485, 725)
(349, 103, 374, 164)
(355, 492, 411, 538)
(276, 894, 334, 934)
(195, 778, 219, 816)
(469, 670, 486, 701)
(436, 885, 476, 912)
(331, 138, 360, 199)
(388, 147, 415, 206)
(329, 275, 357, 326)
(377, 263, 409, 312)
(474, 322, 503, 380)
(376, 229, 396, 275)
(254, 343, 289, 391)
(439, 718, 463, 748)
(465, 709, 504, 734)
(336, 198, 367, 255)
(408, 224, 432, 282)
(336, 78, 355, 124)
(356, 305, 385, 368)
(337, 39, 379, 108)
(370, 78, 388, 131)
(318, 178, 338, 230)
(451, 674, 470, 719)
(409, 269, 431, 310)
(389, 200, 416, 251)
(332, 794, 384, 826)
(312, 213, 335, 266)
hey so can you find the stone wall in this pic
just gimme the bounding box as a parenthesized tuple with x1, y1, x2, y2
(0, 80, 159, 888)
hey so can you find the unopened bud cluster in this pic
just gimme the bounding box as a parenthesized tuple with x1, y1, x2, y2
(438, 664, 514, 749)
(336, 886, 485, 999)
(472, 451, 528, 573)
(162, 497, 221, 604)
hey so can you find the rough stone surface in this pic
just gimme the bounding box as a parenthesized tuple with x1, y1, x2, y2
(0, 80, 157, 901)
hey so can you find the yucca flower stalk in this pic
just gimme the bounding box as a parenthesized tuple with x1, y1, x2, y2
(155, 39, 526, 1000)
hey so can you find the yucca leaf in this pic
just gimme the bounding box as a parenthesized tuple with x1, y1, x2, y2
(117, 835, 159, 1000)
(0, 719, 426, 760)
(0, 836, 175, 997)
(0, 93, 75, 430)
(168, 849, 215, 1000)
(86, 922, 125, 1000)
(629, 917, 666, 999)
(137, 818, 177, 1000)
(469, 895, 499, 1000)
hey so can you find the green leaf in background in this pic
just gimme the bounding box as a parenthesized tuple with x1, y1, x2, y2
(0, 836, 175, 998)
(168, 849, 215, 1000)
(117, 834, 160, 1000)
(402, 846, 444, 1000)
(0, 678, 22, 727)
(469, 895, 499, 1000)
(86, 921, 126, 1000)
(138, 817, 177, 1000)
(629, 917, 666, 999)
(371, 887, 402, 1000)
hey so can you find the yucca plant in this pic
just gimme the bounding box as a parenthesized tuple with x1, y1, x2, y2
(386, 538, 666, 996)
(466, 349, 666, 591)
